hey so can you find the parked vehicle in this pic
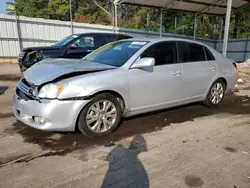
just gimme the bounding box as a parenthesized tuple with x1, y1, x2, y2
(18, 32, 132, 72)
(13, 38, 238, 137)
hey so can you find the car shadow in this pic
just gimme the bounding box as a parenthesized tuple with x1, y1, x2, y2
(4, 90, 250, 156)
(0, 86, 8, 96)
(0, 74, 21, 81)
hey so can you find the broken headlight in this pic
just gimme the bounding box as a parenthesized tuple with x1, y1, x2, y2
(38, 83, 67, 99)
(24, 50, 44, 64)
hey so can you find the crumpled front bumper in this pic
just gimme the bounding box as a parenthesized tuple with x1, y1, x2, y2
(13, 88, 90, 132)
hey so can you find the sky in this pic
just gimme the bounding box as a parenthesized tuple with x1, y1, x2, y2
(0, 0, 8, 14)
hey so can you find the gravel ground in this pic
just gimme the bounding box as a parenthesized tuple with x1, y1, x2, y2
(0, 63, 249, 188)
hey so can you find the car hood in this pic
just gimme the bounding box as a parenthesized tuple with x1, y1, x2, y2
(23, 58, 116, 85)
(22, 46, 61, 52)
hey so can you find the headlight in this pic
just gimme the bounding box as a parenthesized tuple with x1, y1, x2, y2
(38, 83, 67, 99)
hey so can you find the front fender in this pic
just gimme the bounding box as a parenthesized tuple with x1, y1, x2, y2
(58, 84, 130, 108)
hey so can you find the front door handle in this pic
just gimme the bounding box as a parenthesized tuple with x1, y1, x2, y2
(87, 49, 93, 52)
(172, 71, 181, 76)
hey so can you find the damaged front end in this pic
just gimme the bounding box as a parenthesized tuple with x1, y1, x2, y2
(18, 50, 44, 72)
(13, 76, 91, 131)
(19, 59, 116, 101)
(16, 78, 40, 102)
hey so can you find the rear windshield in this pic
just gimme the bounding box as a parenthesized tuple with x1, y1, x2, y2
(83, 41, 148, 67)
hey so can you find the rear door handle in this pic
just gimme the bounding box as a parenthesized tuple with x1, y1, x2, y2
(209, 67, 215, 71)
(172, 71, 181, 76)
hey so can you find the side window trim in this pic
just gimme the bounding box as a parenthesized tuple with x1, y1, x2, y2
(175, 41, 180, 64)
(204, 46, 216, 61)
(203, 46, 207, 61)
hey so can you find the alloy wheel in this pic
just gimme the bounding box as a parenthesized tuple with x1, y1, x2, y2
(210, 82, 224, 104)
(86, 100, 117, 133)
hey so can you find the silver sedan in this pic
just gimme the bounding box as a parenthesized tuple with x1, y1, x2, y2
(13, 38, 238, 137)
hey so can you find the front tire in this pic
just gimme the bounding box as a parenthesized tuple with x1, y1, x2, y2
(203, 79, 226, 108)
(77, 93, 122, 137)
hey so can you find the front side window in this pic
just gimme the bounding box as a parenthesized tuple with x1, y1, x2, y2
(141, 42, 177, 66)
(73, 36, 95, 48)
(83, 41, 148, 67)
(178, 42, 206, 63)
(54, 35, 79, 47)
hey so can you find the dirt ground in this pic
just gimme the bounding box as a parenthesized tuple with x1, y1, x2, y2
(0, 63, 250, 188)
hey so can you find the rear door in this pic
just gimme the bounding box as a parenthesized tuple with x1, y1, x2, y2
(177, 41, 217, 99)
(129, 41, 183, 112)
(66, 34, 97, 58)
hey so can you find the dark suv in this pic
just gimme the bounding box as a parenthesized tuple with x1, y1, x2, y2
(18, 32, 132, 72)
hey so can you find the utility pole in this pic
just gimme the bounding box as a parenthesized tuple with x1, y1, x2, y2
(69, 0, 74, 34)
(223, 0, 233, 57)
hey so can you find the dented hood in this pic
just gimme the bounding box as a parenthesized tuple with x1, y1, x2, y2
(24, 58, 116, 85)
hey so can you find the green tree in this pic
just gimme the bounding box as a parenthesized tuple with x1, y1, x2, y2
(48, 0, 70, 21)
(231, 4, 250, 38)
(75, 0, 112, 25)
(7, 0, 50, 19)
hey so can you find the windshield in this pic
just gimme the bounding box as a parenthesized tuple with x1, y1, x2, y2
(83, 41, 148, 67)
(54, 35, 79, 47)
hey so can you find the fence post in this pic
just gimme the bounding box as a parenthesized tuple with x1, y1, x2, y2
(160, 9, 163, 37)
(193, 13, 197, 40)
(219, 18, 223, 52)
(146, 11, 149, 37)
(243, 39, 249, 62)
(174, 17, 177, 37)
(14, 1, 22, 53)
(114, 3, 118, 33)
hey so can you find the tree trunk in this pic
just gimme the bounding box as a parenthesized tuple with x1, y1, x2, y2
(233, 12, 240, 38)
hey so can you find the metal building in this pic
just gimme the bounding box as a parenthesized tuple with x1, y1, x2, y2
(113, 0, 249, 57)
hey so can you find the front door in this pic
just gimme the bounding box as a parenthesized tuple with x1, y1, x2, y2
(128, 41, 183, 114)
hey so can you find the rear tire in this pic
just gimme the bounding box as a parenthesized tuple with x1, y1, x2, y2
(203, 79, 226, 108)
(77, 93, 122, 137)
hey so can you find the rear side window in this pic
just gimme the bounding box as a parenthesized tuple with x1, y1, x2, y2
(204, 47, 215, 61)
(117, 34, 132, 40)
(141, 42, 177, 66)
(178, 42, 206, 63)
(97, 35, 115, 47)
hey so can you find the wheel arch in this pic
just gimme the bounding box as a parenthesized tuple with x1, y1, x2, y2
(217, 77, 227, 89)
(204, 77, 228, 100)
(90, 90, 126, 111)
(75, 90, 124, 135)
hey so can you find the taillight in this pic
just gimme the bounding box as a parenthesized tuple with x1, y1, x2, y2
(232, 62, 238, 69)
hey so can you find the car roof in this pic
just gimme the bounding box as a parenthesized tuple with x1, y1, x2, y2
(70, 32, 130, 37)
(122, 37, 210, 47)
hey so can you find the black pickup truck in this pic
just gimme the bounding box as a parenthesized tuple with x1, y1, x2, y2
(18, 32, 132, 72)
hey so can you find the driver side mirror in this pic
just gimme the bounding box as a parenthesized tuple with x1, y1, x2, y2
(131, 57, 155, 69)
